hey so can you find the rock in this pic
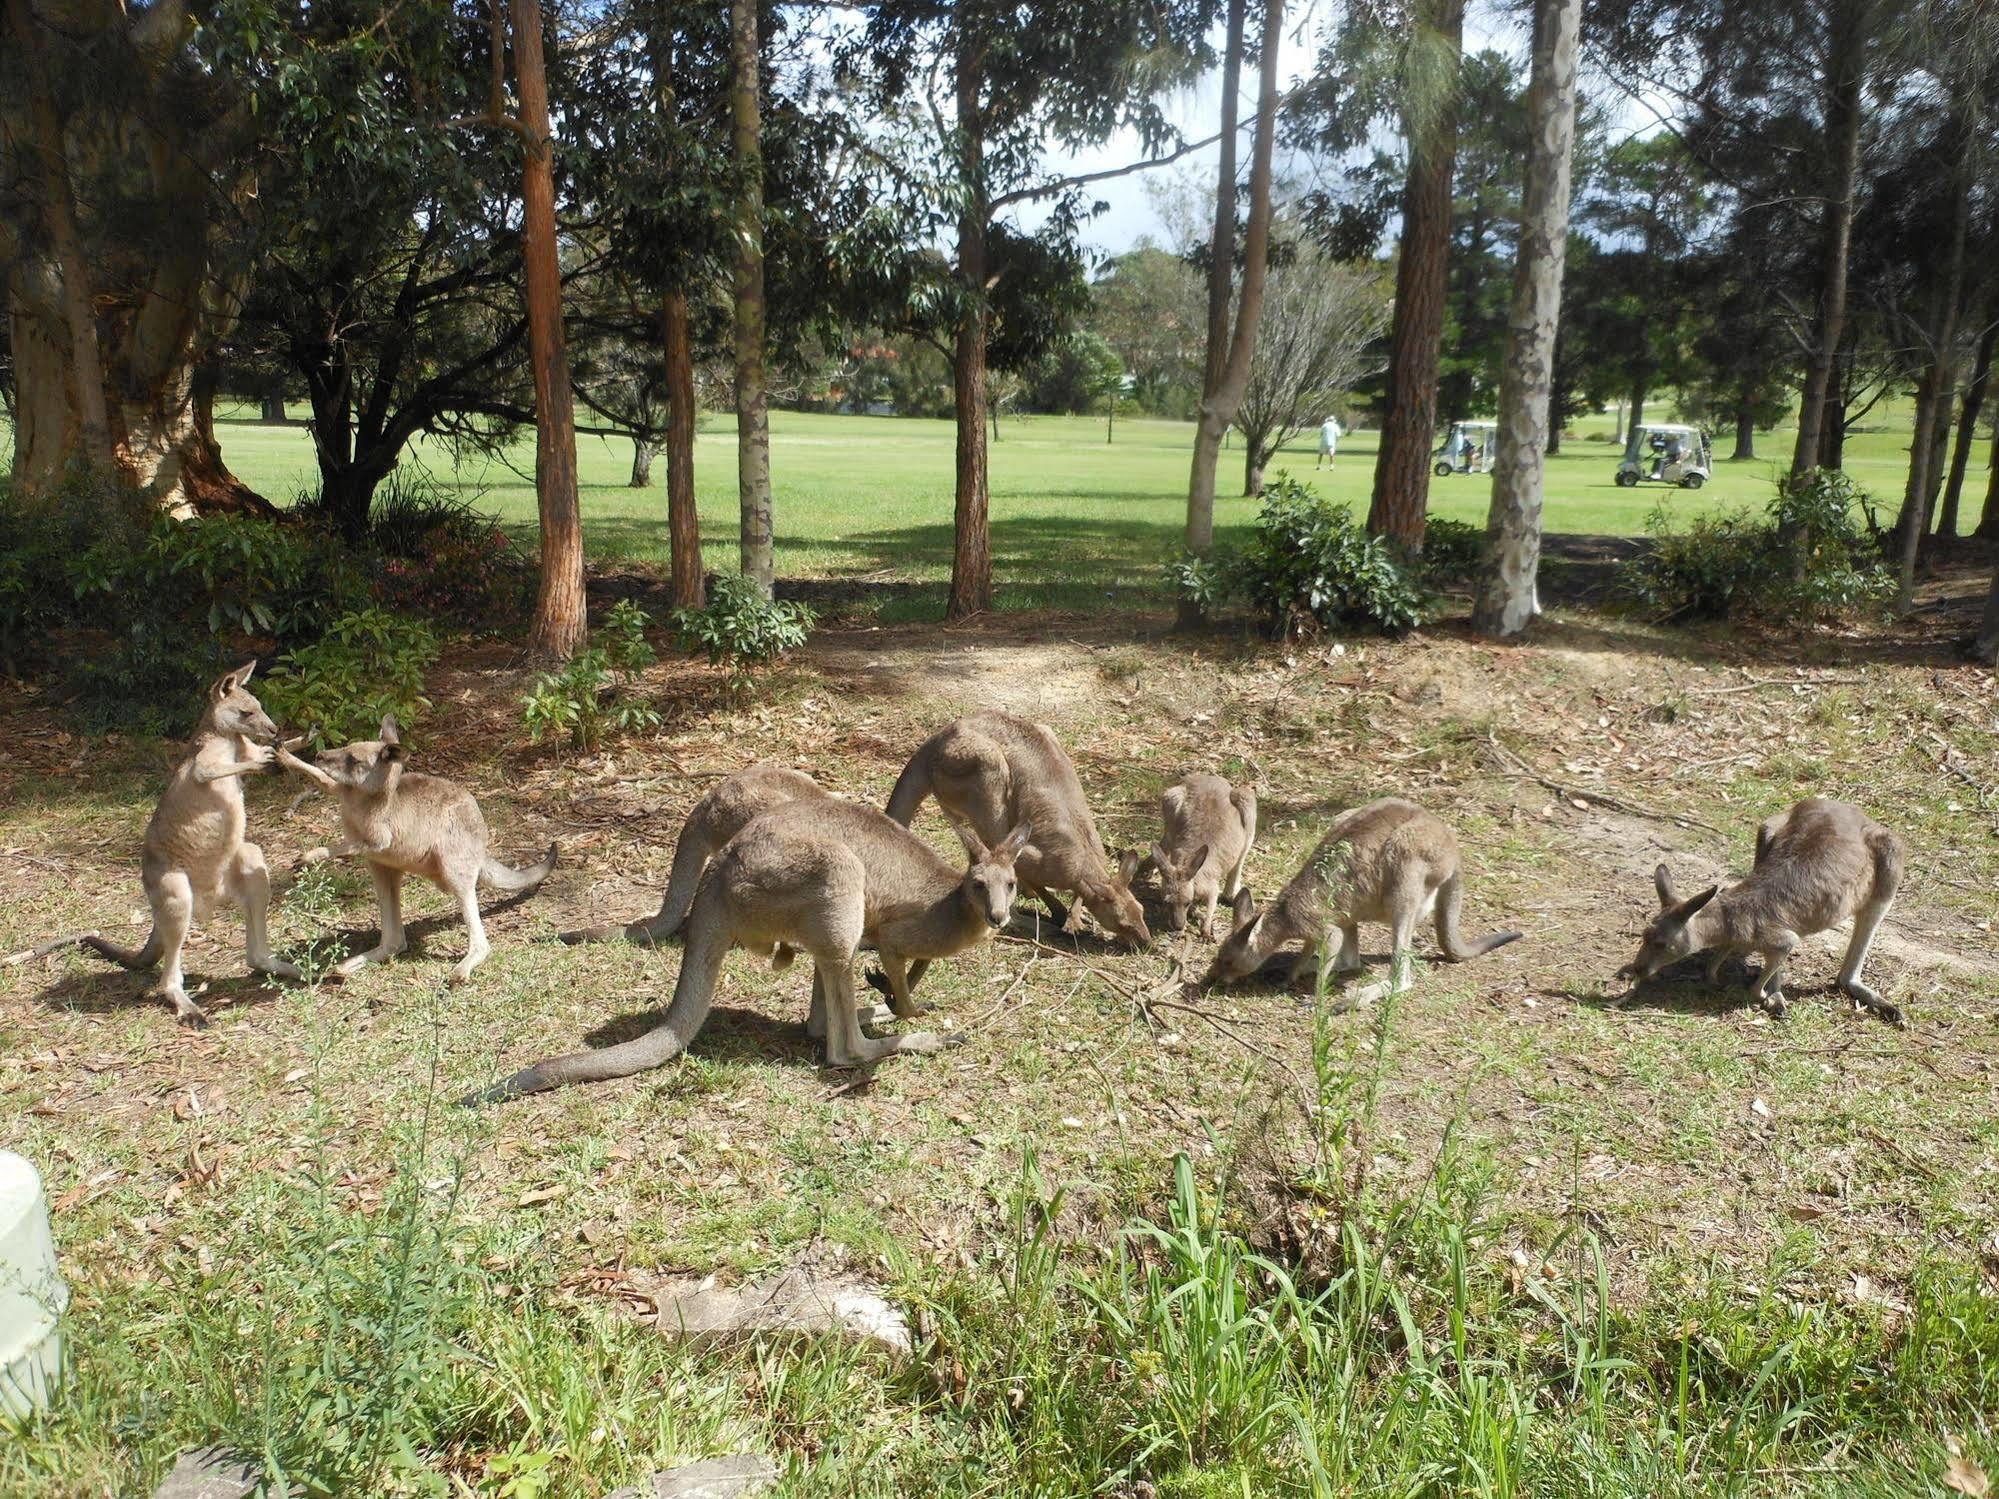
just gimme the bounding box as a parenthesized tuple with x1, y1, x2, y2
(152, 1448, 260, 1499)
(607, 1453, 779, 1499)
(654, 1261, 912, 1357)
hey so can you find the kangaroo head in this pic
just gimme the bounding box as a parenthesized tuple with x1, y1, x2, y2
(1083, 869, 1152, 949)
(953, 818, 1032, 929)
(206, 660, 279, 743)
(1204, 886, 1271, 985)
(1146, 841, 1210, 934)
(1618, 863, 1718, 981)
(313, 714, 408, 796)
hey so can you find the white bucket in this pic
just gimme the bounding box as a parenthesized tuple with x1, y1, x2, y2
(0, 1150, 67, 1420)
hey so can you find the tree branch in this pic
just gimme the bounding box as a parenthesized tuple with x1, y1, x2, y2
(989, 129, 1226, 212)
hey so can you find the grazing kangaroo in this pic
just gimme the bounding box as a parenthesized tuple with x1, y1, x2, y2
(1618, 797, 1906, 1023)
(277, 717, 555, 983)
(1204, 797, 1520, 1007)
(886, 710, 1150, 948)
(1126, 772, 1258, 938)
(558, 763, 830, 946)
(468, 801, 1033, 1100)
(78, 663, 300, 1025)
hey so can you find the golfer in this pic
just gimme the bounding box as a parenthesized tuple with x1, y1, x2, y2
(1316, 415, 1342, 470)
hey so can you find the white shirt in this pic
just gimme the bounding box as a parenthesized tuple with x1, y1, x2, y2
(1319, 418, 1341, 450)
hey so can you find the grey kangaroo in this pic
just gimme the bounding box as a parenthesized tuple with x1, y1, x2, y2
(277, 717, 555, 983)
(1126, 772, 1258, 938)
(1618, 797, 1906, 1023)
(468, 800, 1032, 1100)
(886, 710, 1150, 948)
(559, 763, 830, 946)
(79, 662, 300, 1025)
(1205, 797, 1520, 1006)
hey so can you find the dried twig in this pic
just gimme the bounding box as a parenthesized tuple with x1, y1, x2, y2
(1484, 734, 1724, 836)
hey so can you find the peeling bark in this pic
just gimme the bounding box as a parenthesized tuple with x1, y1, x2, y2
(947, 29, 992, 622)
(731, 0, 775, 602)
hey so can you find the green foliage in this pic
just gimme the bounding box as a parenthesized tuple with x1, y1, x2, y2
(672, 574, 815, 687)
(260, 609, 438, 748)
(1625, 469, 1892, 624)
(1174, 478, 1431, 637)
(1419, 516, 1489, 584)
(521, 602, 663, 752)
(358, 473, 532, 627)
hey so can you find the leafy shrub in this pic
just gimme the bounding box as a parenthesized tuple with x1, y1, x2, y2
(521, 601, 663, 751)
(1173, 477, 1430, 637)
(672, 573, 815, 685)
(260, 608, 438, 747)
(365, 472, 532, 625)
(1418, 517, 1488, 585)
(1625, 469, 1891, 624)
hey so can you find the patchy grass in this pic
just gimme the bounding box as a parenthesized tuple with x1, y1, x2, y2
(3, 590, 1997, 1494)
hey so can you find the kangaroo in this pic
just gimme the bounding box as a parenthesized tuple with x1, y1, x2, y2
(276, 717, 555, 983)
(886, 710, 1150, 948)
(558, 763, 830, 946)
(467, 801, 1033, 1100)
(77, 663, 300, 1025)
(1617, 797, 1906, 1023)
(1204, 797, 1520, 1007)
(1125, 772, 1258, 938)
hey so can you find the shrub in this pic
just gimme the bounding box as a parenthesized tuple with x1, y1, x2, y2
(259, 608, 439, 747)
(1625, 469, 1891, 624)
(521, 601, 663, 751)
(672, 573, 815, 685)
(362, 472, 533, 626)
(1176, 477, 1430, 637)
(1419, 516, 1487, 585)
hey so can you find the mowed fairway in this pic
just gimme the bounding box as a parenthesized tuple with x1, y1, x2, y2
(185, 402, 1935, 615)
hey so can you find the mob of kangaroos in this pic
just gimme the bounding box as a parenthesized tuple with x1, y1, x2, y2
(50, 669, 1922, 1067)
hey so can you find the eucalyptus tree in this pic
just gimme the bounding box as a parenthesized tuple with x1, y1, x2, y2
(849, 0, 1216, 620)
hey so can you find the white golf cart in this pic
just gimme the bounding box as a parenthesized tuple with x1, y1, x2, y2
(1433, 419, 1498, 476)
(1616, 423, 1712, 489)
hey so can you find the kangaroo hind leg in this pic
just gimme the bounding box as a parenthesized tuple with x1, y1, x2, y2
(231, 843, 301, 982)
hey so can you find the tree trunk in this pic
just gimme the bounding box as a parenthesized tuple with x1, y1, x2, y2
(1471, 0, 1580, 639)
(730, 0, 774, 601)
(1185, 0, 1283, 606)
(511, 0, 587, 661)
(946, 31, 993, 621)
(1790, 34, 1862, 479)
(664, 289, 704, 610)
(1244, 444, 1264, 496)
(1937, 317, 1995, 541)
(1546, 426, 1562, 455)
(1365, 0, 1465, 554)
(1978, 426, 1999, 539)
(1627, 378, 1646, 438)
(629, 439, 655, 487)
(181, 362, 275, 516)
(1732, 408, 1755, 460)
(1975, 562, 1999, 665)
(260, 394, 288, 424)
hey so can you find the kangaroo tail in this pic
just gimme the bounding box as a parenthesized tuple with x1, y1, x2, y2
(466, 880, 730, 1104)
(78, 928, 163, 971)
(884, 750, 932, 827)
(645, 810, 714, 941)
(482, 842, 558, 894)
(1434, 872, 1522, 962)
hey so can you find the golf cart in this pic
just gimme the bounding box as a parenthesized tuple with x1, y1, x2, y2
(1434, 420, 1498, 476)
(1616, 423, 1712, 489)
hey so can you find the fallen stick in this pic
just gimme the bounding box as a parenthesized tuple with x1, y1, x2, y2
(1483, 734, 1724, 836)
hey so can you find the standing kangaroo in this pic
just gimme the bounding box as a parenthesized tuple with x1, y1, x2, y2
(468, 801, 1032, 1100)
(1618, 797, 1906, 1023)
(277, 717, 555, 983)
(886, 710, 1150, 948)
(559, 763, 830, 946)
(1204, 797, 1520, 1006)
(1127, 772, 1258, 938)
(78, 663, 300, 1025)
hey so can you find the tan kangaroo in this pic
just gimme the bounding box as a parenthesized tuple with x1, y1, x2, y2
(1125, 772, 1258, 938)
(277, 717, 555, 983)
(1204, 797, 1520, 1007)
(78, 663, 299, 1025)
(886, 710, 1150, 948)
(559, 763, 830, 946)
(1618, 797, 1906, 1023)
(467, 801, 1032, 1100)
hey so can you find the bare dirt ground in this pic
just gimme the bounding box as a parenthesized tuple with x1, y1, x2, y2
(3, 567, 1997, 1465)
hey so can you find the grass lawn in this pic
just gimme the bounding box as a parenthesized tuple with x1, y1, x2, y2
(191, 401, 1942, 617)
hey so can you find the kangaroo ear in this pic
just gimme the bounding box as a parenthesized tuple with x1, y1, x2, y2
(381, 742, 407, 764)
(1148, 842, 1174, 879)
(1117, 847, 1144, 885)
(948, 817, 990, 863)
(1653, 863, 1677, 908)
(379, 713, 401, 745)
(211, 661, 256, 700)
(1673, 884, 1719, 920)
(1186, 844, 1210, 876)
(1230, 886, 1258, 929)
(995, 820, 1033, 862)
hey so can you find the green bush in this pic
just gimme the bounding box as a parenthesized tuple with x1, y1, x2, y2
(363, 471, 532, 626)
(672, 574, 815, 684)
(1625, 469, 1891, 623)
(1173, 477, 1431, 637)
(521, 601, 663, 751)
(1419, 516, 1488, 585)
(259, 608, 438, 747)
